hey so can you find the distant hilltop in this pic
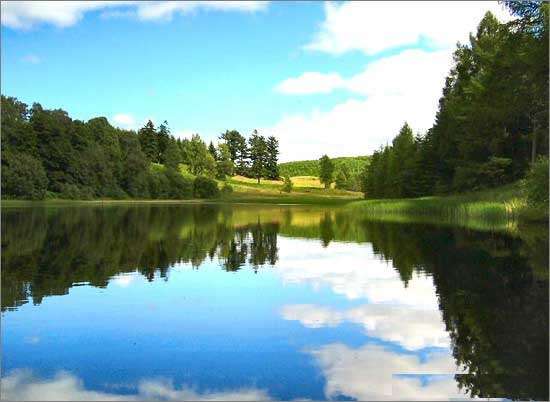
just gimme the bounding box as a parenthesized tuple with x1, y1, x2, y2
(279, 156, 370, 178)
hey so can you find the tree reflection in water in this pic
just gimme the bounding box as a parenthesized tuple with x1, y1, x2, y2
(1, 204, 548, 400)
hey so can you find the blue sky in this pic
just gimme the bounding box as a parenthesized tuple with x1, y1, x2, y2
(1, 1, 511, 161)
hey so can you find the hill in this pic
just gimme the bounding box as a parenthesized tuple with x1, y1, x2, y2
(278, 156, 370, 177)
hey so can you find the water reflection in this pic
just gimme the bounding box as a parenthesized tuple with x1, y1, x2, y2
(1, 204, 548, 400)
(310, 344, 466, 400)
(1, 370, 271, 401)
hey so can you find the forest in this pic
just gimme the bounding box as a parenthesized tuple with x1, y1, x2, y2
(1, 96, 279, 200)
(1, 2, 548, 205)
(362, 2, 548, 200)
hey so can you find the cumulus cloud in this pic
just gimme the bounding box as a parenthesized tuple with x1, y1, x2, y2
(281, 304, 449, 350)
(1, 1, 267, 29)
(310, 343, 469, 400)
(276, 72, 345, 95)
(268, 2, 513, 161)
(276, 238, 450, 350)
(1, 370, 271, 401)
(268, 49, 453, 161)
(306, 1, 512, 55)
(1, 1, 121, 29)
(275, 237, 440, 309)
(134, 1, 267, 22)
(111, 273, 136, 288)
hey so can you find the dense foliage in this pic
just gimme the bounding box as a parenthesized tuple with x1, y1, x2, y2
(1, 97, 280, 200)
(524, 156, 549, 207)
(220, 129, 279, 181)
(362, 2, 548, 199)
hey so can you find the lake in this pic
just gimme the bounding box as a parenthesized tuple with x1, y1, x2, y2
(1, 203, 548, 401)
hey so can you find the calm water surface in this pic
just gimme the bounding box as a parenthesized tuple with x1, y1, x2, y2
(1, 204, 548, 400)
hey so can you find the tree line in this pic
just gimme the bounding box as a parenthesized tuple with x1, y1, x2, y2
(219, 129, 279, 182)
(362, 2, 548, 199)
(1, 96, 280, 200)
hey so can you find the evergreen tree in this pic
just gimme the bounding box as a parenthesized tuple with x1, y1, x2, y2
(138, 120, 158, 162)
(220, 129, 248, 175)
(248, 130, 268, 183)
(157, 121, 171, 164)
(216, 143, 234, 179)
(187, 134, 216, 177)
(164, 138, 183, 169)
(208, 141, 218, 160)
(265, 136, 280, 179)
(319, 154, 334, 189)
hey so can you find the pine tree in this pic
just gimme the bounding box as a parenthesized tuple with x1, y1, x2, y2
(220, 130, 249, 175)
(208, 141, 218, 160)
(265, 136, 280, 179)
(319, 154, 334, 189)
(157, 121, 171, 164)
(216, 143, 234, 179)
(248, 130, 268, 183)
(138, 120, 158, 162)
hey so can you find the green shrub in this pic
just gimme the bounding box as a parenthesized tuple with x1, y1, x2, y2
(524, 156, 549, 207)
(193, 176, 220, 198)
(221, 182, 234, 196)
(282, 175, 293, 193)
(166, 168, 193, 199)
(101, 185, 127, 199)
(453, 157, 514, 192)
(147, 168, 170, 199)
(59, 184, 94, 200)
(125, 171, 150, 198)
(1, 152, 48, 200)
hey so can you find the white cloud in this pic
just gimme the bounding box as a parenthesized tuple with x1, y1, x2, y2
(1, 1, 120, 29)
(135, 1, 267, 22)
(268, 2, 513, 161)
(276, 72, 345, 95)
(269, 49, 452, 161)
(1, 1, 267, 29)
(281, 304, 450, 350)
(306, 1, 512, 55)
(21, 54, 41, 64)
(275, 237, 440, 309)
(276, 237, 451, 351)
(1, 370, 272, 401)
(111, 113, 137, 130)
(310, 343, 469, 400)
(111, 273, 136, 288)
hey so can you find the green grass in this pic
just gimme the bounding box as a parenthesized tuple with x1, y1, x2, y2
(279, 155, 369, 177)
(347, 182, 548, 231)
(224, 177, 362, 205)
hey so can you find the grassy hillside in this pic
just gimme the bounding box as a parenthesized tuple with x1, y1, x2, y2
(279, 156, 369, 177)
(225, 175, 362, 204)
(347, 181, 548, 229)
